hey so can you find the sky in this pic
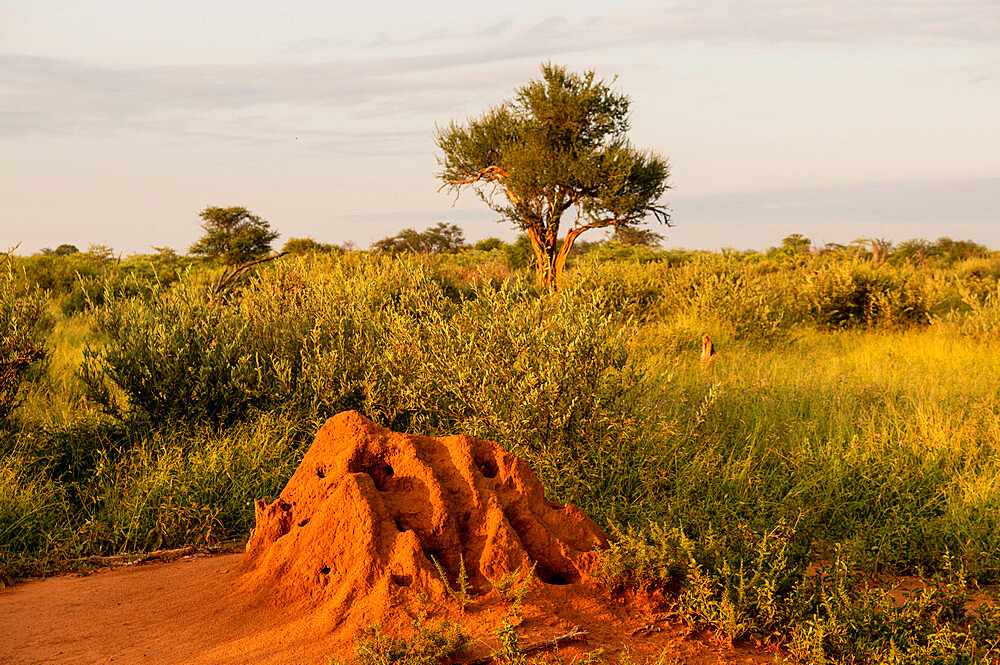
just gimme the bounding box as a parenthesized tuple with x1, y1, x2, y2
(2, 0, 998, 255)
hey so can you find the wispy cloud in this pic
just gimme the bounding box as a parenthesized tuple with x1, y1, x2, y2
(1, 1, 996, 142)
(0, 52, 509, 140)
(674, 177, 1000, 226)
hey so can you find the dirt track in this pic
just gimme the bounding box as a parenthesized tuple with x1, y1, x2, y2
(0, 552, 340, 665)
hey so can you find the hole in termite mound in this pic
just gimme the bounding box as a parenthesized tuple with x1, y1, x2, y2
(348, 453, 394, 491)
(474, 449, 499, 479)
(537, 569, 575, 586)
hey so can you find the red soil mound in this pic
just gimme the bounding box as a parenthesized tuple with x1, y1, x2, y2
(236, 411, 609, 630)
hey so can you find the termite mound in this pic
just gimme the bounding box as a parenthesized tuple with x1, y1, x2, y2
(235, 411, 608, 629)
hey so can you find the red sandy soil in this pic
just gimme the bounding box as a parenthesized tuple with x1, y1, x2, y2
(0, 412, 782, 664)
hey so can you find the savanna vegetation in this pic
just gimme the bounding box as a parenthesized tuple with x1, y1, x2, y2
(3, 225, 1000, 663)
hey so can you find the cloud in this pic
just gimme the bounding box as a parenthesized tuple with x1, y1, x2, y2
(670, 177, 1000, 248)
(647, 0, 999, 44)
(1, 0, 995, 143)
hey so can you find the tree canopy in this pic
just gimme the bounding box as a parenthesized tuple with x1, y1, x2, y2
(435, 63, 670, 289)
(189, 206, 278, 265)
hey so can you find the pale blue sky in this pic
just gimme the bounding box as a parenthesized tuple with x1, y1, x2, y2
(2, 0, 998, 254)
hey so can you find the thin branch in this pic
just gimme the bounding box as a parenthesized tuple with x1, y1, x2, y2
(458, 626, 589, 665)
(67, 542, 243, 567)
(1, 243, 22, 272)
(437, 165, 512, 192)
(646, 205, 673, 226)
(212, 251, 288, 300)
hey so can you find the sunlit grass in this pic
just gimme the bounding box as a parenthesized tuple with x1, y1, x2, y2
(627, 327, 1000, 577)
(18, 308, 101, 427)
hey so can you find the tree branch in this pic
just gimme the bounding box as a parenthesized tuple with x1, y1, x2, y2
(437, 166, 512, 192)
(646, 204, 673, 226)
(458, 626, 589, 665)
(212, 251, 288, 300)
(67, 542, 243, 568)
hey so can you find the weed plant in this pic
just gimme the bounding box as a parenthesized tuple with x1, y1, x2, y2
(347, 617, 468, 665)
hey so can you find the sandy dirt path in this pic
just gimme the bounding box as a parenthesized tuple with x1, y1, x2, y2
(0, 552, 349, 665)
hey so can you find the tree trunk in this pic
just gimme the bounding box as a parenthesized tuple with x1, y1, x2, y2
(526, 226, 586, 291)
(526, 227, 556, 290)
(552, 227, 586, 290)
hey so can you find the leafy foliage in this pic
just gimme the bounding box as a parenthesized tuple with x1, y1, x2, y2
(6, 238, 1000, 659)
(281, 237, 343, 255)
(608, 225, 665, 247)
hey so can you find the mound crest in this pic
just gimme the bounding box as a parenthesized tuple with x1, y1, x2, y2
(236, 411, 608, 627)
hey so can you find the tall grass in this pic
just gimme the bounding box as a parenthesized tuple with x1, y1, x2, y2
(630, 329, 1000, 577)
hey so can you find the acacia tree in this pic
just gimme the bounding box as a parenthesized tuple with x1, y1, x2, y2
(435, 63, 670, 289)
(189, 206, 278, 265)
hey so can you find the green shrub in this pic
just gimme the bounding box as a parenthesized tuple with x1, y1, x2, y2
(79, 277, 289, 425)
(601, 520, 808, 643)
(79, 253, 468, 426)
(804, 261, 932, 329)
(0, 273, 50, 425)
(369, 282, 659, 517)
(786, 554, 1000, 664)
(58, 269, 159, 317)
(952, 283, 1000, 341)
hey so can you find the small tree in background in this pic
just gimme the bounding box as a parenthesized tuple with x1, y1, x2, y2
(282, 237, 343, 256)
(474, 237, 505, 251)
(436, 63, 671, 290)
(189, 206, 278, 265)
(769, 233, 812, 258)
(373, 222, 467, 255)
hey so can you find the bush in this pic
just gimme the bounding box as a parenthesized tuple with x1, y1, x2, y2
(80, 277, 290, 425)
(0, 273, 50, 425)
(351, 617, 468, 665)
(59, 268, 161, 317)
(79, 254, 473, 425)
(804, 261, 933, 329)
(950, 283, 1000, 341)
